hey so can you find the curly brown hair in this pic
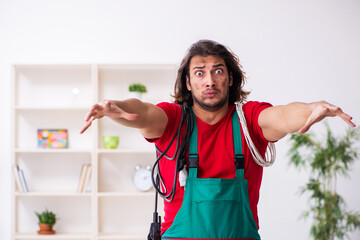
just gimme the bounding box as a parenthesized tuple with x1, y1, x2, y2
(173, 40, 249, 106)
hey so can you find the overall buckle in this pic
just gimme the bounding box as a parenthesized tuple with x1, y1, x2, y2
(234, 154, 244, 169)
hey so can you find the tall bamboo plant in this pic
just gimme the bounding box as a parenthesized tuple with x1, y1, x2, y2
(288, 123, 360, 240)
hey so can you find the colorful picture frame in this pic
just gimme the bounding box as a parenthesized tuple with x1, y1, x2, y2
(37, 129, 68, 149)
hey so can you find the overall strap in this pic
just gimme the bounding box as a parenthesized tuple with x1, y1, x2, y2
(188, 108, 244, 179)
(188, 108, 198, 178)
(232, 110, 245, 179)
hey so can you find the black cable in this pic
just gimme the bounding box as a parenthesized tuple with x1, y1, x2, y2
(148, 105, 194, 240)
(151, 105, 194, 202)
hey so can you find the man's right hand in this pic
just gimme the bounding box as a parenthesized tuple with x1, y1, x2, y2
(79, 100, 138, 134)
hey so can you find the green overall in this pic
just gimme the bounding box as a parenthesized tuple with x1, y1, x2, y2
(161, 110, 261, 240)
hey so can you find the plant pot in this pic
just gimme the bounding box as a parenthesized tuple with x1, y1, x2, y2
(37, 223, 56, 235)
(128, 91, 142, 100)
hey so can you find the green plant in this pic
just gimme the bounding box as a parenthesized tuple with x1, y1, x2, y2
(128, 83, 147, 93)
(288, 123, 360, 240)
(35, 209, 57, 225)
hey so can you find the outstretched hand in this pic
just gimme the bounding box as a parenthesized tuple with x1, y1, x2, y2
(79, 100, 138, 134)
(298, 101, 356, 134)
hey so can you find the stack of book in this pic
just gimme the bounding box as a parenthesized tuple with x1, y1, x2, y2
(13, 165, 29, 193)
(77, 164, 92, 192)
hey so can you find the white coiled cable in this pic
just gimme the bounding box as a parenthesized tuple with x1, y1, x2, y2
(236, 102, 276, 167)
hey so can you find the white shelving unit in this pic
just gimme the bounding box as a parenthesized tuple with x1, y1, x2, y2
(11, 64, 176, 240)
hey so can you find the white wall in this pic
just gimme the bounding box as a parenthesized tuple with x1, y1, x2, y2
(1, 0, 359, 239)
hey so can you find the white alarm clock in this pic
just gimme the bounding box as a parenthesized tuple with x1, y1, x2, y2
(132, 165, 153, 192)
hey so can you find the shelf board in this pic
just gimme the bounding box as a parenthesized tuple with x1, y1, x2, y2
(14, 232, 92, 239)
(98, 191, 155, 197)
(15, 191, 92, 197)
(98, 232, 147, 239)
(15, 149, 91, 154)
(14, 63, 93, 68)
(98, 63, 177, 70)
(14, 106, 90, 111)
(97, 149, 155, 154)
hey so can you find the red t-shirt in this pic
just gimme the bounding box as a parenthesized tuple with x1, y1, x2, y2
(149, 101, 272, 234)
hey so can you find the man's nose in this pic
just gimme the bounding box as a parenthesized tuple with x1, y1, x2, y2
(205, 74, 216, 87)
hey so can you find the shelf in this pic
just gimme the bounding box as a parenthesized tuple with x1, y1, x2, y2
(14, 64, 93, 69)
(98, 63, 177, 70)
(15, 106, 90, 111)
(97, 149, 154, 154)
(12, 63, 176, 240)
(15, 191, 92, 197)
(98, 232, 147, 239)
(15, 149, 92, 154)
(98, 191, 155, 197)
(14, 232, 92, 239)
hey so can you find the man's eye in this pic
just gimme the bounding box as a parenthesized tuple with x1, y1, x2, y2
(195, 71, 203, 77)
(215, 69, 223, 74)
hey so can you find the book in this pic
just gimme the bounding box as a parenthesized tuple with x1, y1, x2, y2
(82, 164, 92, 192)
(19, 169, 29, 192)
(77, 164, 89, 192)
(12, 165, 24, 193)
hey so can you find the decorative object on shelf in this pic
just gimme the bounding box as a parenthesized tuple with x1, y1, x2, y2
(37, 129, 68, 149)
(35, 209, 57, 235)
(71, 87, 80, 105)
(128, 83, 147, 100)
(132, 165, 153, 192)
(102, 136, 119, 149)
(288, 124, 360, 240)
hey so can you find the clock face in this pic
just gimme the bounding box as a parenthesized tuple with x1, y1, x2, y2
(132, 167, 153, 192)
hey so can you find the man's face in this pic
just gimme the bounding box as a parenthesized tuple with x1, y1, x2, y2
(186, 55, 233, 111)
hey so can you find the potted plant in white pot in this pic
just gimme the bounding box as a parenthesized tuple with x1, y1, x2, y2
(128, 83, 147, 100)
(35, 209, 57, 235)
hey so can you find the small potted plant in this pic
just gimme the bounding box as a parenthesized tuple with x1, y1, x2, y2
(128, 83, 147, 100)
(35, 209, 57, 235)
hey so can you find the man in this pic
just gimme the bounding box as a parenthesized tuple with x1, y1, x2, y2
(80, 40, 355, 240)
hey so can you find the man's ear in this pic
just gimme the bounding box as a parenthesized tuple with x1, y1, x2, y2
(229, 72, 233, 87)
(186, 75, 191, 91)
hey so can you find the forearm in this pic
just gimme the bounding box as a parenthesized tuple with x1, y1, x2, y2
(110, 98, 155, 128)
(110, 98, 168, 138)
(273, 102, 314, 133)
(80, 98, 168, 138)
(259, 102, 316, 141)
(260, 100, 355, 142)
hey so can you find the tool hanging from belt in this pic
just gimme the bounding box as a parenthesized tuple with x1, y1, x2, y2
(161, 108, 261, 240)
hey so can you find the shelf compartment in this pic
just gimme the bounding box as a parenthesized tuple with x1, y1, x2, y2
(98, 197, 154, 234)
(97, 64, 177, 104)
(98, 118, 153, 150)
(98, 151, 155, 192)
(14, 64, 93, 108)
(15, 110, 91, 150)
(17, 197, 92, 234)
(16, 152, 92, 192)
